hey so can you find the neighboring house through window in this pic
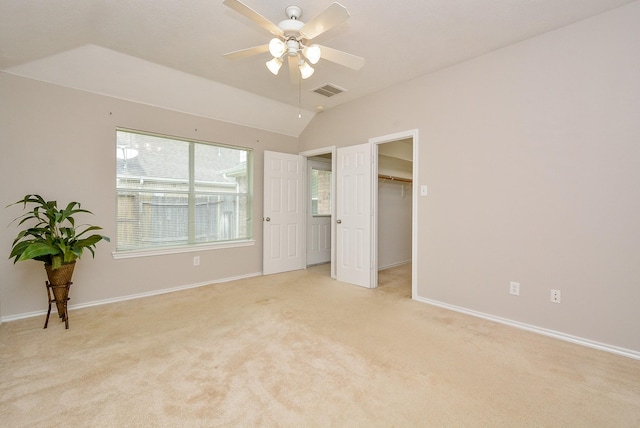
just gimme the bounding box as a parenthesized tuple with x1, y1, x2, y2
(115, 129, 252, 253)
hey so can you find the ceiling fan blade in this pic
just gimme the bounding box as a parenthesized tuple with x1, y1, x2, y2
(223, 44, 269, 60)
(223, 0, 283, 36)
(317, 45, 365, 70)
(288, 55, 299, 85)
(300, 2, 350, 40)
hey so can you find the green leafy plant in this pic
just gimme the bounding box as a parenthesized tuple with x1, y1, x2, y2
(8, 194, 110, 270)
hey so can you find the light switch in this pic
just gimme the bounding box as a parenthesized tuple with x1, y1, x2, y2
(420, 185, 428, 196)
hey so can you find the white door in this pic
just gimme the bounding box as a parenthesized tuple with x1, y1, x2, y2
(307, 158, 332, 266)
(336, 143, 372, 288)
(263, 151, 305, 275)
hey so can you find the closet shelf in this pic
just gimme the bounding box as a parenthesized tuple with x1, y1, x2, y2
(378, 174, 412, 184)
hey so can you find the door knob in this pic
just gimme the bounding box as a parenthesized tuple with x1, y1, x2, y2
(337, 219, 342, 224)
(265, 217, 271, 222)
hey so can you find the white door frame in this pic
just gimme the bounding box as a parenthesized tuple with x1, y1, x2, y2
(299, 146, 337, 279)
(370, 129, 419, 297)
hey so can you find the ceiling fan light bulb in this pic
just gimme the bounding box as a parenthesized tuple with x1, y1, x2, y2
(304, 44, 321, 64)
(299, 61, 314, 79)
(266, 57, 283, 75)
(268, 38, 286, 58)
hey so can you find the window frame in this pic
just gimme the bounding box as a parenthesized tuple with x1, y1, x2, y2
(113, 128, 254, 259)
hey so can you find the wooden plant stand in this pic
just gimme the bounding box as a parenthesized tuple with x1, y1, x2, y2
(44, 281, 72, 329)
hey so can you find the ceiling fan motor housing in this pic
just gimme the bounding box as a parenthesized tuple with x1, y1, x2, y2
(277, 6, 306, 56)
(278, 18, 304, 38)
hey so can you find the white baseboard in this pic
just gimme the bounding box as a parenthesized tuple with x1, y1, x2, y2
(0, 272, 262, 323)
(378, 260, 411, 271)
(413, 295, 640, 361)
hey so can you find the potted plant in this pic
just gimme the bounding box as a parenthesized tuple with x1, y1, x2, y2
(7, 194, 110, 328)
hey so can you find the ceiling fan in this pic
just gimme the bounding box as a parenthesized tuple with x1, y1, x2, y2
(222, 0, 365, 83)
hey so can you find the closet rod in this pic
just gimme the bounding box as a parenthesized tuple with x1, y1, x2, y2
(378, 174, 412, 183)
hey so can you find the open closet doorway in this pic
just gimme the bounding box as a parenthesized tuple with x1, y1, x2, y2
(371, 130, 418, 298)
(300, 147, 336, 279)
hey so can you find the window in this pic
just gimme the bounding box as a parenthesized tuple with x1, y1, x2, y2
(310, 167, 332, 216)
(116, 129, 252, 253)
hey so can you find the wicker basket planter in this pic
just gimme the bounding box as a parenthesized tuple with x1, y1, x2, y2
(45, 262, 75, 321)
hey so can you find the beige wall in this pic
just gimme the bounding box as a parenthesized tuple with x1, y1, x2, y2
(377, 180, 412, 269)
(300, 3, 640, 352)
(0, 74, 297, 318)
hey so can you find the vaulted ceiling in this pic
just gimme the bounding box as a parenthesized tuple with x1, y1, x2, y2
(1, 0, 635, 136)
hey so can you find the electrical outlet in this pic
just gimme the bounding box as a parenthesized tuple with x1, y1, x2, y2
(509, 281, 520, 296)
(551, 289, 561, 303)
(193, 256, 200, 266)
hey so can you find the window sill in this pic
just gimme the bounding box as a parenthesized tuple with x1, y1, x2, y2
(112, 240, 256, 260)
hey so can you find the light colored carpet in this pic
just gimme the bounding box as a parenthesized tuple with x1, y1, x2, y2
(1, 264, 639, 427)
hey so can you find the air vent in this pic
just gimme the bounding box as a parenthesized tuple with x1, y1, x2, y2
(312, 83, 346, 98)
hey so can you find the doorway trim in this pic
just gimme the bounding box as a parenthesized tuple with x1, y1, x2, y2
(370, 129, 419, 298)
(300, 146, 337, 279)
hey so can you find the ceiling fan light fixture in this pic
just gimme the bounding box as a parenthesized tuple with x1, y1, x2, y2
(266, 57, 283, 75)
(299, 60, 314, 79)
(304, 44, 321, 64)
(286, 39, 300, 56)
(268, 38, 286, 58)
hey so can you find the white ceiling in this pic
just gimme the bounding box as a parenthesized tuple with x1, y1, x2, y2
(1, 0, 635, 136)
